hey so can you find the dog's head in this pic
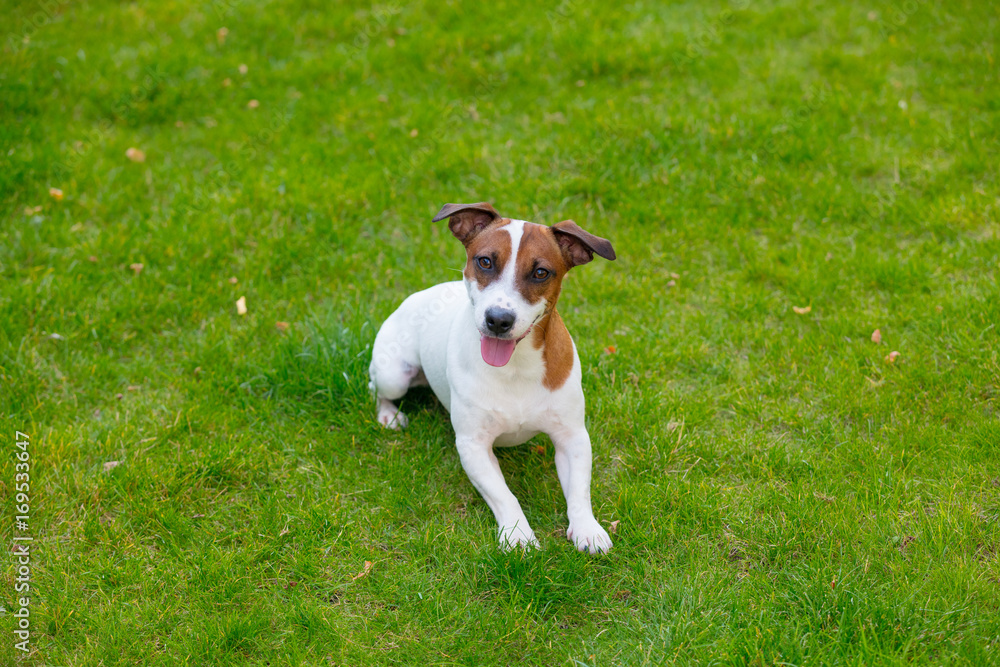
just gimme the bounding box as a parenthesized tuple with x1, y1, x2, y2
(433, 202, 616, 367)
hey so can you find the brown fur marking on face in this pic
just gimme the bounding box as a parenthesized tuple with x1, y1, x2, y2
(463, 219, 512, 290)
(530, 310, 574, 390)
(515, 223, 575, 390)
(514, 223, 569, 306)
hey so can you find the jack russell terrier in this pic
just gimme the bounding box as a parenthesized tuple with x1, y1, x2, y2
(368, 202, 616, 554)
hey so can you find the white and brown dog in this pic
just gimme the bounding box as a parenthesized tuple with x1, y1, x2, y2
(368, 202, 616, 554)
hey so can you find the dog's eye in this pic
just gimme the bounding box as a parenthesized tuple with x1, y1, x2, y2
(533, 268, 550, 281)
(477, 257, 493, 270)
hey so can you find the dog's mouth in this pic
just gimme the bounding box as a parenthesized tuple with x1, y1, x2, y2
(480, 329, 532, 367)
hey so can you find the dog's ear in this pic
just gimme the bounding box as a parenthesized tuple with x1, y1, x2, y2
(551, 220, 616, 268)
(433, 202, 501, 244)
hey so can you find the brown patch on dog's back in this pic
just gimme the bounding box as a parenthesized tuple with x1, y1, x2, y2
(463, 220, 512, 290)
(531, 310, 574, 390)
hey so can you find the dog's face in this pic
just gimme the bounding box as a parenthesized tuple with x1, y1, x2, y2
(433, 202, 616, 367)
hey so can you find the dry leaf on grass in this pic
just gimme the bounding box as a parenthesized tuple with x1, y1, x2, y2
(609, 520, 620, 534)
(217, 27, 228, 44)
(871, 329, 882, 344)
(885, 351, 900, 364)
(228, 276, 238, 284)
(49, 187, 64, 201)
(129, 263, 144, 274)
(103, 461, 121, 472)
(792, 305, 811, 315)
(247, 99, 259, 109)
(125, 147, 146, 162)
(352, 561, 373, 580)
(235, 296, 247, 315)
(275, 321, 290, 332)
(238, 63, 248, 75)
(24, 205, 42, 215)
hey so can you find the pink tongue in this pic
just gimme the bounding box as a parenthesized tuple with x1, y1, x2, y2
(481, 335, 517, 367)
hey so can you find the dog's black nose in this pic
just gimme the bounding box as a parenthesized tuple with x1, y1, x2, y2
(484, 308, 516, 335)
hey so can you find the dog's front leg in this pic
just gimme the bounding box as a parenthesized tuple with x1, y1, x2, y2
(455, 431, 539, 551)
(551, 428, 613, 554)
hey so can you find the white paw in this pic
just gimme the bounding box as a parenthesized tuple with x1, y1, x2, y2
(567, 518, 613, 555)
(498, 523, 540, 552)
(377, 406, 408, 429)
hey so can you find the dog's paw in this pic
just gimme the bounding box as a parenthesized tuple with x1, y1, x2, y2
(378, 409, 410, 431)
(376, 404, 408, 429)
(498, 523, 540, 552)
(567, 518, 613, 555)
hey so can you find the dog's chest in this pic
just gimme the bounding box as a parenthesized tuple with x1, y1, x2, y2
(477, 388, 555, 446)
(458, 365, 573, 446)
(428, 289, 583, 445)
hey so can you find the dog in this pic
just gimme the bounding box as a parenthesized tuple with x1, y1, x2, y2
(368, 202, 616, 554)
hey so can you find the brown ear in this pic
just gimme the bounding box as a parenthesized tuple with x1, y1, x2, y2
(432, 202, 502, 244)
(551, 220, 616, 268)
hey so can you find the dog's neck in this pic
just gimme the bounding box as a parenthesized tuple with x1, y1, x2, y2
(530, 308, 574, 390)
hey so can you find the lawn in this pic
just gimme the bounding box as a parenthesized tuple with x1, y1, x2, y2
(1, 0, 999, 664)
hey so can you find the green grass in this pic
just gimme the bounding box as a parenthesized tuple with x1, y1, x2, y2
(1, 0, 999, 664)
